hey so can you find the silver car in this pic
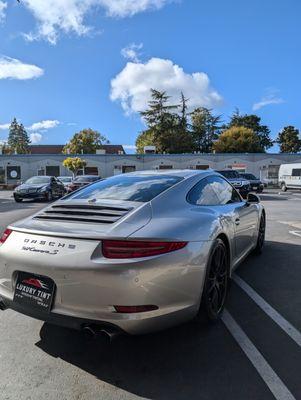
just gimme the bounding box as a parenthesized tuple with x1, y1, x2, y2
(0, 170, 265, 336)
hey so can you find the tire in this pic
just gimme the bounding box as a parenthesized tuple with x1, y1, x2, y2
(14, 197, 23, 203)
(254, 214, 266, 254)
(198, 238, 229, 322)
(281, 182, 287, 192)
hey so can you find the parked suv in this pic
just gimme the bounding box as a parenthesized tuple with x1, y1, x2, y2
(239, 173, 264, 193)
(216, 170, 251, 198)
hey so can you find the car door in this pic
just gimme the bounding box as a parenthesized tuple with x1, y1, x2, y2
(56, 178, 65, 195)
(209, 177, 258, 259)
(188, 175, 258, 262)
(232, 200, 258, 259)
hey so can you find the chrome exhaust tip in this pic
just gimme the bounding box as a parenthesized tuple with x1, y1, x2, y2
(82, 325, 119, 343)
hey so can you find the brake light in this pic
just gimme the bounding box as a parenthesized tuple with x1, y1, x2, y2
(102, 240, 188, 259)
(0, 229, 12, 245)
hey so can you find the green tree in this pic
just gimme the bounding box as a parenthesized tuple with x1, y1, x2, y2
(63, 128, 109, 154)
(226, 110, 272, 152)
(135, 130, 155, 153)
(139, 89, 193, 154)
(190, 107, 221, 153)
(7, 118, 31, 154)
(213, 126, 262, 153)
(277, 126, 301, 153)
(63, 157, 87, 177)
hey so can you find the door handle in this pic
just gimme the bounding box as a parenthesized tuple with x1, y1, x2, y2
(235, 218, 240, 226)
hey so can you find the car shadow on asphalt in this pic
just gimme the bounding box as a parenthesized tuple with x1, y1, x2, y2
(36, 317, 270, 400)
(33, 247, 296, 399)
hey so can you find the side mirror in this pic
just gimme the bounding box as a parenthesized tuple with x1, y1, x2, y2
(247, 193, 260, 204)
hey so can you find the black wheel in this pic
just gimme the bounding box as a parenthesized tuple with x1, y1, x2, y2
(254, 214, 265, 254)
(199, 239, 229, 322)
(281, 182, 287, 192)
(14, 197, 22, 203)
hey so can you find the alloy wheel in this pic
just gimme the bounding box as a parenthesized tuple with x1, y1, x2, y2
(204, 240, 228, 320)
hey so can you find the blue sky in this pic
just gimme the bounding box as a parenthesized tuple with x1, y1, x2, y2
(0, 0, 300, 153)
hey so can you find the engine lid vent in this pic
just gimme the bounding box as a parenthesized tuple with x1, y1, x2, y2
(33, 204, 133, 224)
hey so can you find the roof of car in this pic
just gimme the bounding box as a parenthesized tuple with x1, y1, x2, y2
(123, 169, 213, 178)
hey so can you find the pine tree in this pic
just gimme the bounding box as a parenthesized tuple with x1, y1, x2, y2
(277, 126, 301, 153)
(190, 107, 221, 153)
(7, 118, 31, 154)
(140, 89, 192, 153)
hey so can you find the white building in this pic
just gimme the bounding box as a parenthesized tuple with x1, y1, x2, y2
(1, 145, 301, 186)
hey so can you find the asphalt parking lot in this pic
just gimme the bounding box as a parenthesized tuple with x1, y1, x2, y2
(1, 190, 301, 400)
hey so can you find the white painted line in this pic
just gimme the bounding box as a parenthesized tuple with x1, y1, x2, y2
(233, 274, 301, 347)
(222, 310, 296, 400)
(289, 231, 301, 238)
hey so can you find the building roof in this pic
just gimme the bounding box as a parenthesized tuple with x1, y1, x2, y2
(29, 145, 65, 154)
(28, 144, 125, 155)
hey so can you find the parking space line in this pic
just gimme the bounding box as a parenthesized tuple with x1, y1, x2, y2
(233, 274, 301, 347)
(289, 231, 301, 238)
(222, 310, 296, 400)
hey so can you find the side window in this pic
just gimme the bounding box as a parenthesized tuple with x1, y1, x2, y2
(188, 176, 242, 206)
(292, 169, 301, 177)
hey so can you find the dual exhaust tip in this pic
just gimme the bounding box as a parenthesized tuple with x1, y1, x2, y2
(82, 324, 119, 343)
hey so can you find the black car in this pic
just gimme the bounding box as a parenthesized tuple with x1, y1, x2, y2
(240, 173, 264, 193)
(13, 176, 65, 202)
(66, 175, 101, 193)
(216, 170, 251, 198)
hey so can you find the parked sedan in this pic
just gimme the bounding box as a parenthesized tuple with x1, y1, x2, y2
(13, 176, 65, 202)
(240, 173, 264, 193)
(66, 175, 101, 193)
(0, 170, 265, 336)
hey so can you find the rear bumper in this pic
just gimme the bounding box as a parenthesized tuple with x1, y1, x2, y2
(0, 296, 123, 334)
(0, 232, 210, 334)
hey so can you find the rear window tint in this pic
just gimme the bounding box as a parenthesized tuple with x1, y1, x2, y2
(68, 174, 183, 202)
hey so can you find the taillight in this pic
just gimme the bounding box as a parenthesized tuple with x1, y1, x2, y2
(102, 240, 188, 259)
(0, 229, 12, 245)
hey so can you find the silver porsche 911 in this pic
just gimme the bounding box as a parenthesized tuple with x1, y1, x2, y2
(0, 170, 265, 336)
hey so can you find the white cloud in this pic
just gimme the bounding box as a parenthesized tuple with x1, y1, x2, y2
(121, 43, 143, 62)
(27, 119, 60, 131)
(21, 0, 173, 44)
(0, 1, 7, 23)
(253, 90, 284, 111)
(0, 56, 44, 80)
(30, 132, 42, 143)
(110, 57, 223, 115)
(0, 123, 10, 130)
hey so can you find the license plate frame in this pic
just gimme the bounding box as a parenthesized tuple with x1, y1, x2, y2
(13, 271, 56, 313)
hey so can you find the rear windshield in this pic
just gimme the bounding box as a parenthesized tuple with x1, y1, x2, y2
(68, 174, 183, 202)
(217, 170, 240, 179)
(73, 176, 99, 182)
